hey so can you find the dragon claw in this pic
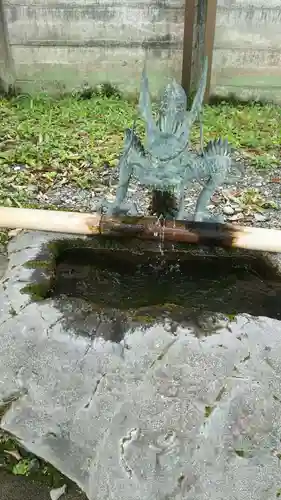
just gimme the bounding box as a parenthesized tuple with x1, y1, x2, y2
(194, 212, 225, 224)
(95, 198, 140, 217)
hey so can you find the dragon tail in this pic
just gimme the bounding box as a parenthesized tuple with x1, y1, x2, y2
(139, 60, 156, 138)
(203, 138, 232, 157)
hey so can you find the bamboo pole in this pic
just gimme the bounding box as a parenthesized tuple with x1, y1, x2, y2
(0, 206, 281, 253)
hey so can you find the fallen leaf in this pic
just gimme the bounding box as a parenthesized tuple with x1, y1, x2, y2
(8, 229, 23, 238)
(228, 213, 244, 222)
(4, 449, 22, 460)
(50, 484, 67, 500)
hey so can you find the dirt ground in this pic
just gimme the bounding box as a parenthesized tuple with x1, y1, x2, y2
(0, 470, 87, 500)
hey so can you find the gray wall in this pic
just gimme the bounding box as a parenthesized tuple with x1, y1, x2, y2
(1, 0, 281, 102)
(213, 0, 281, 102)
(0, 0, 15, 91)
(2, 0, 185, 96)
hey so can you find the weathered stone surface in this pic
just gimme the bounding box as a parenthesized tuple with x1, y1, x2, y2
(1, 230, 281, 499)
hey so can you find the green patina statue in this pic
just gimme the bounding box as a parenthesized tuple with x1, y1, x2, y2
(99, 57, 240, 222)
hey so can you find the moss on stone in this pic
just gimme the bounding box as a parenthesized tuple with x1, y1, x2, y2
(24, 259, 53, 270)
(20, 282, 51, 301)
(20, 235, 110, 302)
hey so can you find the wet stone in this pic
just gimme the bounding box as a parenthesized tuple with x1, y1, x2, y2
(1, 231, 281, 499)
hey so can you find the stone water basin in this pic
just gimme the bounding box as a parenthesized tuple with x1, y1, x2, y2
(1, 230, 281, 500)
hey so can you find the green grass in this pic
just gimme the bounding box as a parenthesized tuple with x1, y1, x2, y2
(0, 94, 139, 206)
(1, 94, 280, 206)
(200, 102, 280, 169)
(0, 93, 280, 232)
(0, 93, 279, 244)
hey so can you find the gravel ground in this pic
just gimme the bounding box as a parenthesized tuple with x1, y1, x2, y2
(35, 158, 281, 229)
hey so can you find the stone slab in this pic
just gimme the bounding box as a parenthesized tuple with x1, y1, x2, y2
(1, 231, 281, 499)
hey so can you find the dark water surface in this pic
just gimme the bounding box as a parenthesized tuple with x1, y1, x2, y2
(50, 248, 281, 342)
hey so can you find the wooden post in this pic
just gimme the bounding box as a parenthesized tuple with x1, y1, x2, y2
(181, 0, 217, 103)
(0, 0, 15, 93)
(181, 0, 197, 98)
(203, 0, 218, 103)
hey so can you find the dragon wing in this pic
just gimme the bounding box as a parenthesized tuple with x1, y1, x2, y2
(156, 57, 208, 148)
(138, 61, 157, 141)
(139, 57, 207, 155)
(174, 56, 208, 147)
(157, 80, 187, 136)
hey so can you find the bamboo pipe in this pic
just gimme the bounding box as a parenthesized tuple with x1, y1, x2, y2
(0, 206, 281, 253)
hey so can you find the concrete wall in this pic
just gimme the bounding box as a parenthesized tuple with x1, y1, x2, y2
(2, 0, 185, 96)
(0, 0, 15, 91)
(213, 0, 281, 102)
(1, 0, 281, 102)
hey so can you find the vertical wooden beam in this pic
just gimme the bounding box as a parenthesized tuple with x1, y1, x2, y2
(0, 0, 15, 93)
(181, 0, 197, 97)
(181, 0, 218, 103)
(192, 0, 207, 94)
(203, 0, 218, 103)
